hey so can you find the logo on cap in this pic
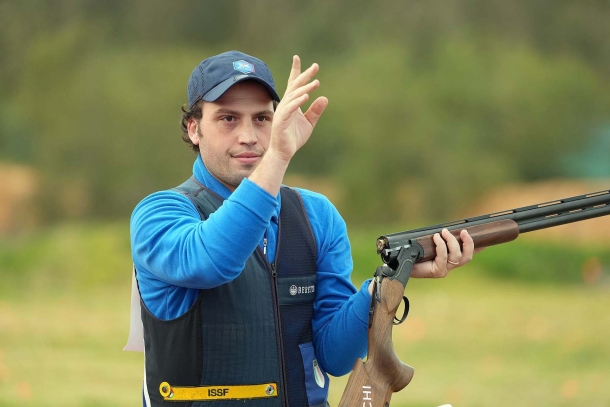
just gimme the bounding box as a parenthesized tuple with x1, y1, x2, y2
(233, 60, 255, 74)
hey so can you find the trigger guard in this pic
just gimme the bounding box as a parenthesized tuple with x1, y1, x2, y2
(393, 296, 410, 325)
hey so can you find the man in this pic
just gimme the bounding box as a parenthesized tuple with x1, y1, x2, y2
(130, 50, 475, 407)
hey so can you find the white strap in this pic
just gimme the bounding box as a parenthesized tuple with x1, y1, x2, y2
(123, 266, 144, 352)
(142, 357, 152, 406)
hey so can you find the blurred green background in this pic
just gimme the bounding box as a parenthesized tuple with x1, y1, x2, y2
(1, 1, 609, 406)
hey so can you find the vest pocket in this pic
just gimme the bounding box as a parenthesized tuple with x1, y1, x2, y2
(298, 342, 329, 407)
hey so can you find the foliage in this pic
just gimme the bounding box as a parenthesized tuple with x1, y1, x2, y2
(0, 222, 132, 299)
(1, 0, 610, 226)
(472, 237, 610, 285)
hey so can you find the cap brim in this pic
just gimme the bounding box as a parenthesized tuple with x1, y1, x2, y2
(202, 75, 280, 103)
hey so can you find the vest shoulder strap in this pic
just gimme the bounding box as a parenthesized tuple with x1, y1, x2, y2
(277, 186, 318, 273)
(171, 177, 223, 220)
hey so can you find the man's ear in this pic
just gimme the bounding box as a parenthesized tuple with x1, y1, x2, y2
(187, 119, 200, 146)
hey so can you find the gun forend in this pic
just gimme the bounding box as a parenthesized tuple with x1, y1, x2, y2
(378, 219, 520, 264)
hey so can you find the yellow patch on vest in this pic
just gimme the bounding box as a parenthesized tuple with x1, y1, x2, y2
(159, 381, 278, 401)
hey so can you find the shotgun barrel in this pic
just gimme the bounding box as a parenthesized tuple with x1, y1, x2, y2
(377, 189, 610, 264)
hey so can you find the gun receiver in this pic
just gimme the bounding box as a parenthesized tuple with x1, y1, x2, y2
(340, 189, 610, 407)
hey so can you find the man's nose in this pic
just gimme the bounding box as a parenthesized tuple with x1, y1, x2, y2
(236, 121, 257, 144)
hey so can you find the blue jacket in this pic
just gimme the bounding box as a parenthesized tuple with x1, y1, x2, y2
(130, 156, 371, 376)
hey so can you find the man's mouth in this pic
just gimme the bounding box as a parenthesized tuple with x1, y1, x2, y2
(232, 152, 261, 165)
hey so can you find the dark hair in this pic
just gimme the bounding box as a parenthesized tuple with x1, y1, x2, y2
(180, 100, 204, 153)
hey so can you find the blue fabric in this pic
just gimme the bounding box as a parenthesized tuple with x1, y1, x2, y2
(298, 342, 329, 406)
(188, 50, 280, 107)
(130, 156, 371, 376)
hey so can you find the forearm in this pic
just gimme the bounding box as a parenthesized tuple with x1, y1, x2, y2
(130, 180, 276, 288)
(248, 148, 290, 197)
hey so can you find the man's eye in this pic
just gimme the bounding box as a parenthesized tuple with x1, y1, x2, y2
(255, 116, 269, 122)
(222, 116, 235, 122)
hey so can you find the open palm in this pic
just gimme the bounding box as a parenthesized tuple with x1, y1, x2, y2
(270, 55, 328, 162)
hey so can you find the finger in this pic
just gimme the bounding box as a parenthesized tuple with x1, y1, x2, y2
(275, 94, 310, 124)
(304, 96, 329, 127)
(282, 79, 320, 106)
(431, 232, 449, 277)
(286, 63, 320, 94)
(433, 231, 448, 261)
(287, 55, 301, 86)
(442, 228, 462, 265)
(460, 230, 475, 263)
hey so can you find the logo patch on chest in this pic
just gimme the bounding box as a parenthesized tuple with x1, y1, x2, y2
(289, 284, 315, 296)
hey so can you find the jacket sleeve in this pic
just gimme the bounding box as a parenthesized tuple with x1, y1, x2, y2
(298, 189, 371, 376)
(130, 179, 277, 289)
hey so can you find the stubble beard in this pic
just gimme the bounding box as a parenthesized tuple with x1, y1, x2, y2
(197, 125, 262, 190)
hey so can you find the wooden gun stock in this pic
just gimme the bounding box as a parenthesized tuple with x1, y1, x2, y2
(339, 277, 414, 407)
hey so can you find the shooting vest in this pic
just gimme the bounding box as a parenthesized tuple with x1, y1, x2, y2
(140, 177, 330, 407)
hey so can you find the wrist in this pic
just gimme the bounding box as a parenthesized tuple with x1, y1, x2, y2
(248, 149, 290, 196)
(263, 147, 292, 167)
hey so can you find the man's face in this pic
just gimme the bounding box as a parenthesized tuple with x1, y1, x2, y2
(189, 81, 274, 191)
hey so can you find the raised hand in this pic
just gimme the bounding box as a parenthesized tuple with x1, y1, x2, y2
(268, 55, 329, 163)
(248, 55, 328, 196)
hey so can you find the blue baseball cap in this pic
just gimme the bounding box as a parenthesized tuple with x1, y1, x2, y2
(187, 50, 281, 109)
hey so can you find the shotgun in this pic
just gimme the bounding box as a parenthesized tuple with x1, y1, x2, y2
(339, 189, 610, 407)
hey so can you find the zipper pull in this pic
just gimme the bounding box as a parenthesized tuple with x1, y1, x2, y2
(263, 237, 267, 255)
(271, 263, 277, 277)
